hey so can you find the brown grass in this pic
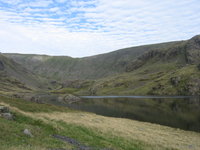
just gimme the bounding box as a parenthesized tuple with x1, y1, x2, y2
(1, 102, 200, 150)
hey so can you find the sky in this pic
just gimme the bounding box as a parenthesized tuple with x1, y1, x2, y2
(0, 0, 200, 57)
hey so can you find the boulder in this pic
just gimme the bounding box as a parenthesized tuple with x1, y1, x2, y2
(1, 113, 14, 120)
(23, 129, 33, 137)
(170, 77, 181, 86)
(0, 106, 14, 120)
(0, 106, 9, 113)
(58, 94, 81, 104)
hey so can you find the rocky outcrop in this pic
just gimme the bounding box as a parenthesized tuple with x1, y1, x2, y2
(185, 35, 200, 64)
(125, 44, 186, 72)
(58, 94, 81, 104)
(170, 77, 181, 86)
(0, 106, 14, 120)
(186, 78, 200, 96)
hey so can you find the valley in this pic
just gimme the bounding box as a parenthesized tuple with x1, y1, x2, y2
(0, 35, 200, 150)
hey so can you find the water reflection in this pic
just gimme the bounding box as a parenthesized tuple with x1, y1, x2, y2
(67, 96, 200, 132)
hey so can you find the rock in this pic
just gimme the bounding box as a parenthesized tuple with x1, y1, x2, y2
(1, 113, 14, 120)
(186, 35, 200, 64)
(186, 78, 200, 96)
(170, 77, 181, 86)
(0, 106, 14, 120)
(23, 129, 33, 137)
(58, 94, 81, 104)
(0, 106, 9, 113)
(29, 96, 43, 104)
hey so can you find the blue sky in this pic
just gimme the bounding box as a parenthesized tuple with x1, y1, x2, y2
(0, 0, 200, 57)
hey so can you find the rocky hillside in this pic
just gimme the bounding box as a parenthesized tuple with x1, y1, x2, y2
(4, 41, 181, 80)
(2, 35, 200, 96)
(50, 35, 200, 96)
(0, 54, 48, 95)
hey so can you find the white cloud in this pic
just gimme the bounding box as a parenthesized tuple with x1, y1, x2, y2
(0, 0, 200, 57)
(0, 20, 122, 57)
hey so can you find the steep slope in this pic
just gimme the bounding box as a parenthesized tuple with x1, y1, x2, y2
(0, 54, 48, 95)
(3, 35, 200, 95)
(4, 41, 181, 81)
(49, 35, 200, 96)
(69, 35, 200, 96)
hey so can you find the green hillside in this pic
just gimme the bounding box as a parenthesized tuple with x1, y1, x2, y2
(3, 35, 200, 96)
(0, 54, 49, 95)
(0, 36, 200, 150)
(51, 35, 200, 96)
(4, 41, 181, 80)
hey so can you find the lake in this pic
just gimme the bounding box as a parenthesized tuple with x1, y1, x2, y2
(65, 96, 200, 132)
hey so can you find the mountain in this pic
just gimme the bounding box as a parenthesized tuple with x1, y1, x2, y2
(0, 53, 48, 95)
(4, 41, 181, 80)
(3, 35, 200, 96)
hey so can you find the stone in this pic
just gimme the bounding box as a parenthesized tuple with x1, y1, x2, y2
(58, 94, 81, 104)
(170, 77, 181, 86)
(0, 106, 9, 113)
(23, 129, 33, 137)
(1, 113, 14, 120)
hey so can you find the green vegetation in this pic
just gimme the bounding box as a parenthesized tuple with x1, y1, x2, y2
(1, 96, 200, 150)
(0, 35, 200, 149)
(4, 40, 182, 80)
(0, 96, 154, 150)
(3, 35, 200, 96)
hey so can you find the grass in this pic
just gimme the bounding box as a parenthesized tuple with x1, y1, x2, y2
(0, 96, 150, 150)
(0, 96, 200, 150)
(68, 64, 200, 96)
(0, 112, 73, 150)
(51, 87, 79, 94)
(37, 112, 200, 150)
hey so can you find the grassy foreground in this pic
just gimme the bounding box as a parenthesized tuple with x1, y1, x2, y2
(0, 96, 200, 150)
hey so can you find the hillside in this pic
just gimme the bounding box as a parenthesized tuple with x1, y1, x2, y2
(0, 54, 49, 95)
(0, 36, 200, 150)
(4, 41, 181, 80)
(3, 35, 200, 96)
(49, 35, 200, 96)
(75, 35, 200, 96)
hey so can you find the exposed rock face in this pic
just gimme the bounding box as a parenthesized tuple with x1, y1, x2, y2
(125, 44, 186, 72)
(0, 60, 4, 71)
(186, 78, 200, 96)
(186, 35, 200, 64)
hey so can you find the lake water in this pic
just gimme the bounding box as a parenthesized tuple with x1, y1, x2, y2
(66, 96, 200, 132)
